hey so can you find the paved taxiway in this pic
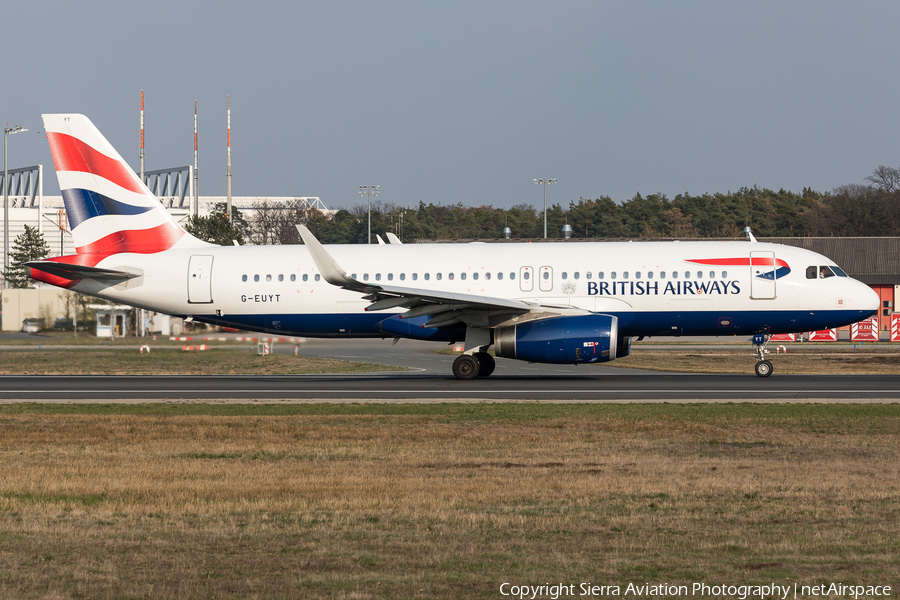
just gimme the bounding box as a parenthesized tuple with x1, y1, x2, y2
(0, 338, 898, 402)
(0, 373, 898, 402)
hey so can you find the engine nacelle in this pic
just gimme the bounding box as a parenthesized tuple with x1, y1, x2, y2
(494, 314, 626, 365)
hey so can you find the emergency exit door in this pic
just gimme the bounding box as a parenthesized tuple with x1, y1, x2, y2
(188, 255, 214, 303)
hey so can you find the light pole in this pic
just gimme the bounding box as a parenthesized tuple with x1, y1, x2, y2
(4, 125, 27, 288)
(533, 178, 556, 238)
(359, 185, 379, 244)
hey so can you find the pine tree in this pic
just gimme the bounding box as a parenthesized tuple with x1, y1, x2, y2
(3, 225, 50, 288)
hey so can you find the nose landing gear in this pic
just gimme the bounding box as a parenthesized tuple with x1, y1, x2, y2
(752, 333, 774, 377)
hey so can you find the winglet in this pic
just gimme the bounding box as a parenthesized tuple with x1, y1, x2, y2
(386, 232, 402, 244)
(296, 225, 372, 293)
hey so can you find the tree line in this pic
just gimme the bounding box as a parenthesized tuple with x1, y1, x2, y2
(182, 166, 900, 246)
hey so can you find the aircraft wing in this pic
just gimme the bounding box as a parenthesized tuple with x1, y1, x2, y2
(26, 261, 143, 283)
(296, 225, 531, 328)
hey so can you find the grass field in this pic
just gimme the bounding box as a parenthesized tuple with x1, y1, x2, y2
(1, 403, 898, 598)
(0, 348, 403, 375)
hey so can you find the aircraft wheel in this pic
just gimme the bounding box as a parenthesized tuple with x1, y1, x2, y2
(754, 360, 773, 378)
(452, 354, 480, 380)
(475, 352, 495, 377)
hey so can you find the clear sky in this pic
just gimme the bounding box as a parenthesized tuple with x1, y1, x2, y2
(4, 1, 899, 211)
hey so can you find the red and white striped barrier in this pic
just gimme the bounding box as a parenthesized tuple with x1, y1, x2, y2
(808, 329, 837, 342)
(851, 316, 879, 342)
(891, 314, 900, 342)
(770, 333, 796, 342)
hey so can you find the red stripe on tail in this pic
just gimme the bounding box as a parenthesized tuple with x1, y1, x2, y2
(47, 132, 145, 194)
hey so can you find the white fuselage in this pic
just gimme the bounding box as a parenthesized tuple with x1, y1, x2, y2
(74, 240, 879, 340)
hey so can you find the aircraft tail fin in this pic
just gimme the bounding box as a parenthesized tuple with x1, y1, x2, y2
(42, 114, 209, 259)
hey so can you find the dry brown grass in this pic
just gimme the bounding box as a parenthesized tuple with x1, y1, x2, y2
(0, 348, 402, 375)
(1, 405, 898, 598)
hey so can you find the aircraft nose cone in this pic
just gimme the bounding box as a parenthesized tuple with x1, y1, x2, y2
(861, 283, 880, 315)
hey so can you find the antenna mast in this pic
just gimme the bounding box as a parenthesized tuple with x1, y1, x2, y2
(226, 95, 232, 221)
(193, 100, 199, 216)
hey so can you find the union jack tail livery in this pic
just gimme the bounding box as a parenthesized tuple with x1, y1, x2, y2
(30, 114, 209, 286)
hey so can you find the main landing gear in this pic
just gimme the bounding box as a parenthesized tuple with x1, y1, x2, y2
(452, 351, 495, 380)
(752, 333, 773, 378)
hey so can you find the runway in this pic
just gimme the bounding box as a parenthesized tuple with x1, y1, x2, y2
(1, 338, 898, 402)
(0, 373, 898, 402)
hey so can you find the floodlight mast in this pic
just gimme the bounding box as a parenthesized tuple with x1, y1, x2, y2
(359, 185, 379, 244)
(533, 178, 556, 239)
(4, 125, 27, 288)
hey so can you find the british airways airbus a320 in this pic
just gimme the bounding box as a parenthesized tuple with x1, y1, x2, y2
(27, 114, 879, 379)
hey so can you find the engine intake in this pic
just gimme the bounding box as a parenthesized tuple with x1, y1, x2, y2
(495, 314, 626, 365)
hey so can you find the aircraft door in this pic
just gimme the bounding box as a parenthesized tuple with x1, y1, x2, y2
(750, 251, 776, 300)
(188, 255, 214, 304)
(539, 266, 553, 292)
(519, 266, 534, 292)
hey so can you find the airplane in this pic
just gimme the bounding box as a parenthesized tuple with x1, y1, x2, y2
(26, 114, 880, 379)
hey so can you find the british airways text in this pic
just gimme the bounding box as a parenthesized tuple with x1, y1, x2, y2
(587, 280, 740, 296)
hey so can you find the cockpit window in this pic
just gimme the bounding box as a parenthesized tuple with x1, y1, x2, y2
(832, 266, 848, 277)
(806, 266, 817, 279)
(819, 266, 836, 279)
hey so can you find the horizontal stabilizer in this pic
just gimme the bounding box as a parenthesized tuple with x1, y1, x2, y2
(26, 261, 143, 282)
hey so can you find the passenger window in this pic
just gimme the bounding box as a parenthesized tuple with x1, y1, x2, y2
(623, 272, 629, 279)
(497, 272, 503, 280)
(611, 272, 616, 280)
(672, 271, 677, 279)
(278, 274, 284, 282)
(424, 273, 430, 280)
(696, 271, 702, 278)
(510, 273, 515, 280)
(635, 271, 641, 279)
(660, 271, 665, 279)
(436, 273, 442, 281)
(303, 274, 309, 282)
(574, 272, 580, 280)
(472, 273, 478, 280)
(448, 273, 454, 281)
(351, 273, 357, 280)
(598, 272, 604, 279)
(524, 272, 530, 280)
(400, 273, 405, 281)
(315, 274, 320, 281)
(290, 274, 296, 282)
(266, 274, 272, 282)
(254, 274, 260, 282)
(412, 273, 418, 281)
(586, 272, 591, 280)
(545, 272, 551, 280)
(485, 273, 490, 280)
(721, 271, 727, 278)
(242, 274, 247, 282)
(387, 273, 393, 281)
(709, 271, 715, 278)
(375, 273, 381, 281)
(461, 273, 466, 280)
(647, 271, 653, 279)
(364, 274, 369, 281)
(684, 271, 690, 279)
